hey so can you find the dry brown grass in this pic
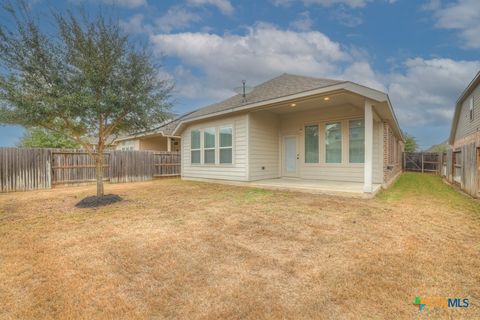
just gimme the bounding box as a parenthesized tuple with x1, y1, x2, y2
(0, 173, 479, 319)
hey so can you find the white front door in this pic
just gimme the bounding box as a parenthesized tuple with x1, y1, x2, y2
(283, 136, 298, 177)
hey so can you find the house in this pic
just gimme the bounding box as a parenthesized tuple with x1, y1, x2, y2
(114, 118, 182, 152)
(171, 74, 404, 195)
(447, 71, 480, 197)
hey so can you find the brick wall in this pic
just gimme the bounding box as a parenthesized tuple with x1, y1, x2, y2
(383, 122, 402, 184)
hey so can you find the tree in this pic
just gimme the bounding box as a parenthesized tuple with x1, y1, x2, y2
(404, 133, 418, 153)
(18, 127, 80, 148)
(429, 143, 448, 153)
(0, 2, 172, 197)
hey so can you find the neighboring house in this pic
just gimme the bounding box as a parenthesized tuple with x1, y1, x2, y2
(171, 73, 404, 195)
(114, 118, 182, 152)
(447, 71, 480, 197)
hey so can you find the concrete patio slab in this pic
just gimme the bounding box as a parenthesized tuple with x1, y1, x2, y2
(184, 177, 382, 198)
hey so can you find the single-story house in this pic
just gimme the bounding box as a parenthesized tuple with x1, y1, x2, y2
(171, 73, 404, 195)
(447, 71, 480, 197)
(114, 118, 182, 152)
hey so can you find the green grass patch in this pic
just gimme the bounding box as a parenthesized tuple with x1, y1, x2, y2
(240, 188, 274, 203)
(377, 173, 480, 212)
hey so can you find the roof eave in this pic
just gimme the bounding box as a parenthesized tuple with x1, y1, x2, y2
(172, 81, 391, 135)
(172, 81, 403, 141)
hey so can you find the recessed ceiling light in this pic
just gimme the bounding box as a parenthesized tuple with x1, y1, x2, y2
(290, 103, 296, 107)
(324, 97, 330, 101)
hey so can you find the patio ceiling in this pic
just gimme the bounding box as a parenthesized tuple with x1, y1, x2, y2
(260, 91, 366, 114)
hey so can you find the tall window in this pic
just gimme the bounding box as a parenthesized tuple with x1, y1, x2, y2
(305, 125, 319, 163)
(219, 126, 233, 164)
(325, 122, 342, 163)
(204, 128, 216, 164)
(349, 120, 364, 163)
(191, 129, 201, 164)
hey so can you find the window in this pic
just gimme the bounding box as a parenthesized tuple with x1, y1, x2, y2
(325, 122, 342, 163)
(349, 120, 364, 163)
(219, 126, 233, 164)
(304, 125, 319, 163)
(204, 128, 216, 164)
(469, 96, 474, 121)
(191, 129, 201, 164)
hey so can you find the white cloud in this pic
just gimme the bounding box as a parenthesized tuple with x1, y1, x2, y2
(102, 0, 146, 8)
(331, 6, 363, 27)
(387, 58, 480, 126)
(119, 14, 145, 34)
(270, 0, 295, 7)
(150, 23, 480, 134)
(304, 0, 369, 8)
(428, 0, 480, 48)
(150, 23, 350, 100)
(340, 61, 385, 91)
(271, 0, 369, 7)
(187, 0, 234, 15)
(271, 0, 397, 8)
(289, 11, 313, 31)
(156, 6, 201, 33)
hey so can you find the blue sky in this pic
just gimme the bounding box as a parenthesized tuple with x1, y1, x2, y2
(1, 0, 479, 149)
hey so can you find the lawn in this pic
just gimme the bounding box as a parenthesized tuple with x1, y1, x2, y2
(0, 173, 479, 319)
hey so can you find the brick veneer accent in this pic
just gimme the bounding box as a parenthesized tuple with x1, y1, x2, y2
(383, 122, 402, 184)
(452, 131, 480, 149)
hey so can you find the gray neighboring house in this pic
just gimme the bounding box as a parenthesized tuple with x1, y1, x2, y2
(447, 71, 480, 197)
(171, 73, 404, 195)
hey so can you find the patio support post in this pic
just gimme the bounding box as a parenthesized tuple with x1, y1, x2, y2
(364, 100, 373, 193)
(167, 137, 172, 152)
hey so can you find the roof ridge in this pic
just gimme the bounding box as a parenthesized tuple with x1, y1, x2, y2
(281, 72, 342, 83)
(179, 73, 347, 123)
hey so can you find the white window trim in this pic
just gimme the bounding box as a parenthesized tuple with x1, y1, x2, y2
(219, 125, 233, 164)
(190, 124, 235, 166)
(203, 127, 216, 164)
(301, 117, 367, 167)
(348, 118, 365, 164)
(325, 121, 343, 164)
(304, 124, 320, 164)
(190, 129, 201, 165)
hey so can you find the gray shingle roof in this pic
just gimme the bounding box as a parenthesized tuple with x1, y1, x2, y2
(182, 73, 343, 121)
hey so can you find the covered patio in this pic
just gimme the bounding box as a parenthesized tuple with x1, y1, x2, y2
(185, 177, 383, 198)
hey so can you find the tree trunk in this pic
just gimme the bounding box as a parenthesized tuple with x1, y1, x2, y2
(95, 153, 104, 197)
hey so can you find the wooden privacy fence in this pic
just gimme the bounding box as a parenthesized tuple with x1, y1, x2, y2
(404, 147, 479, 198)
(0, 148, 52, 192)
(52, 151, 110, 186)
(403, 152, 443, 173)
(443, 143, 478, 197)
(0, 148, 181, 193)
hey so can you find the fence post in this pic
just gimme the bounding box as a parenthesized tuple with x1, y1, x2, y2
(421, 152, 424, 173)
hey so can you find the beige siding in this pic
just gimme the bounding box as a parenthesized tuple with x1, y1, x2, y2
(139, 136, 181, 152)
(181, 114, 248, 181)
(279, 105, 383, 183)
(116, 139, 140, 151)
(249, 111, 281, 180)
(139, 136, 168, 151)
(455, 83, 480, 141)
